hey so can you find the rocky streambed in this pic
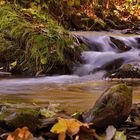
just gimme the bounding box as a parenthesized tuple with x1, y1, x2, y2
(0, 78, 140, 139)
(0, 30, 140, 139)
(72, 31, 140, 79)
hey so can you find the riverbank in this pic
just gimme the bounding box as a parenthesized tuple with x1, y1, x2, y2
(0, 3, 86, 76)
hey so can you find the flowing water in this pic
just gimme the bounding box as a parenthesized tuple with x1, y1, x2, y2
(72, 31, 140, 76)
(0, 31, 140, 114)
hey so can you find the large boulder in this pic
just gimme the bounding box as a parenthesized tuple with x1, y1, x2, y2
(83, 84, 132, 131)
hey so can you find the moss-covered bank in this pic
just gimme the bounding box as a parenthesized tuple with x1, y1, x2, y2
(0, 4, 86, 76)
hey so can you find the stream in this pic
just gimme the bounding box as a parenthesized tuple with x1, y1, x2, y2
(0, 31, 140, 114)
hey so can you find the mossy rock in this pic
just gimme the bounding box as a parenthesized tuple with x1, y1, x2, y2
(107, 63, 140, 78)
(0, 106, 40, 133)
(83, 84, 132, 131)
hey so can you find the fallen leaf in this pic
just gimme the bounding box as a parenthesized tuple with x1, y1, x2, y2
(51, 118, 89, 139)
(66, 119, 83, 136)
(7, 127, 34, 140)
(51, 118, 67, 134)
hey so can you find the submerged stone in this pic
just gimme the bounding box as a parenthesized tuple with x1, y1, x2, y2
(83, 84, 132, 131)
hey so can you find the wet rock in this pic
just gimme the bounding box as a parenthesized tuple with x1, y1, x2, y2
(98, 58, 124, 72)
(83, 84, 132, 131)
(135, 38, 140, 48)
(130, 103, 140, 127)
(0, 103, 70, 138)
(110, 37, 131, 52)
(107, 63, 140, 78)
(0, 106, 40, 133)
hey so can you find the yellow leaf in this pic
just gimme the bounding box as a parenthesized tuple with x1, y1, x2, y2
(51, 118, 67, 134)
(51, 118, 89, 139)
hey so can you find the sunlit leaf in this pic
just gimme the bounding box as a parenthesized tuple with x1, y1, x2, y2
(51, 118, 89, 139)
(51, 118, 67, 134)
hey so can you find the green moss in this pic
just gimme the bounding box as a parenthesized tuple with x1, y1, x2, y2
(5, 112, 40, 132)
(88, 84, 132, 117)
(0, 115, 4, 121)
(0, 4, 85, 75)
(109, 84, 132, 96)
(18, 108, 40, 117)
(0, 104, 40, 132)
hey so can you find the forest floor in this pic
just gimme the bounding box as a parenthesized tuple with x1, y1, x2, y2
(0, 1, 140, 140)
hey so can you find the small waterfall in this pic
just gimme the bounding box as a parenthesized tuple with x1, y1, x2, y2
(72, 31, 140, 77)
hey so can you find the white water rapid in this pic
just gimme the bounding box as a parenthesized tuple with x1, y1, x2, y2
(72, 31, 140, 77)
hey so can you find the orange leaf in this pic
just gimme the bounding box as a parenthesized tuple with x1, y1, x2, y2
(7, 127, 34, 140)
(65, 118, 86, 136)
